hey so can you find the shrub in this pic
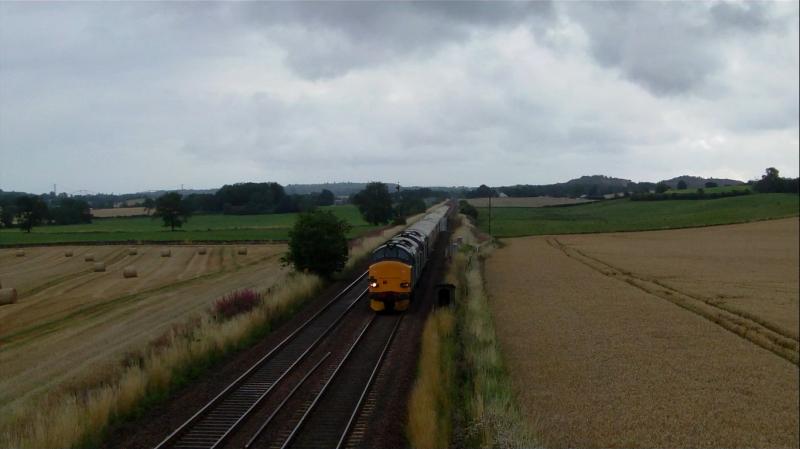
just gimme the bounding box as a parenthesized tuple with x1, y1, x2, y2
(212, 289, 262, 320)
(458, 200, 479, 221)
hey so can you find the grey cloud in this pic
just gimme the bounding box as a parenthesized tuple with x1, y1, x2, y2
(564, 1, 788, 96)
(237, 1, 553, 79)
(710, 1, 770, 32)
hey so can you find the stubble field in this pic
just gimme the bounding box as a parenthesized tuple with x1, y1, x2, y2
(485, 218, 799, 448)
(0, 244, 288, 414)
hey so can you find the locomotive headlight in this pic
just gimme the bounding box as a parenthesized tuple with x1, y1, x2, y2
(370, 281, 378, 288)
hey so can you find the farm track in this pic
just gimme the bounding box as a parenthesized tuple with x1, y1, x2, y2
(155, 273, 370, 449)
(0, 251, 281, 348)
(548, 237, 800, 364)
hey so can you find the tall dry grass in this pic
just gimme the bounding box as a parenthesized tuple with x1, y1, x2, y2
(407, 309, 456, 449)
(453, 216, 537, 448)
(0, 273, 321, 449)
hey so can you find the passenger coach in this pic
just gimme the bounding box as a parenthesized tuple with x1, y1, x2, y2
(368, 205, 449, 312)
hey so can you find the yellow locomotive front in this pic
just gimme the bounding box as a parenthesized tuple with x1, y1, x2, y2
(368, 241, 418, 312)
(368, 260, 412, 311)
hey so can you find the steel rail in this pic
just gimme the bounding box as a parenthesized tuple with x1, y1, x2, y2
(242, 353, 331, 449)
(153, 271, 368, 449)
(334, 316, 403, 449)
(277, 315, 378, 449)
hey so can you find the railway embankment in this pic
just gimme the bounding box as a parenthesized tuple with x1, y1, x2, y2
(407, 215, 534, 449)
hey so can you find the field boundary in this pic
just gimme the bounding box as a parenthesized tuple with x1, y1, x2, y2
(548, 237, 799, 365)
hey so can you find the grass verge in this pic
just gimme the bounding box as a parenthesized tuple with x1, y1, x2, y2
(407, 215, 535, 449)
(407, 308, 456, 449)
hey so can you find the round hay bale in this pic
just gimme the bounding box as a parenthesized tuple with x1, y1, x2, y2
(123, 267, 138, 278)
(93, 262, 106, 272)
(160, 249, 171, 257)
(64, 250, 74, 257)
(0, 288, 18, 305)
(15, 250, 25, 257)
(197, 247, 207, 255)
(237, 247, 248, 255)
(84, 254, 95, 262)
(128, 248, 138, 256)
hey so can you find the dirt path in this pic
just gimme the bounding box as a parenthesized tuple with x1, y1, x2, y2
(485, 220, 799, 448)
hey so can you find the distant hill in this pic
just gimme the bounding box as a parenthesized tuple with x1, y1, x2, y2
(563, 175, 632, 187)
(285, 182, 399, 196)
(661, 176, 744, 189)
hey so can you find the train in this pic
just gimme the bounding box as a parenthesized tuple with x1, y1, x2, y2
(368, 204, 450, 312)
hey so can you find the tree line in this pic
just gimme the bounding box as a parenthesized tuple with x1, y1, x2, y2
(0, 193, 92, 232)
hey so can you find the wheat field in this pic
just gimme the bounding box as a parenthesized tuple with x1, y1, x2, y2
(485, 218, 799, 448)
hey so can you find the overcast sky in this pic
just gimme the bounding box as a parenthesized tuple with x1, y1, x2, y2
(1, 1, 798, 194)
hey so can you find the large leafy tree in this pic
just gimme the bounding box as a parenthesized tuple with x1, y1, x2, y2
(152, 192, 191, 231)
(15, 195, 48, 233)
(284, 210, 351, 278)
(317, 189, 335, 206)
(353, 182, 394, 225)
(49, 198, 92, 225)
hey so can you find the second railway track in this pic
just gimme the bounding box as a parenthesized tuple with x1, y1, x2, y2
(155, 272, 369, 449)
(153, 271, 405, 449)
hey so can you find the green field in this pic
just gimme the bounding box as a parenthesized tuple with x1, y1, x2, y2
(0, 205, 378, 245)
(477, 193, 799, 237)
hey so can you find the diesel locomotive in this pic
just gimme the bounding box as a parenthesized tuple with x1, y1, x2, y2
(368, 205, 449, 312)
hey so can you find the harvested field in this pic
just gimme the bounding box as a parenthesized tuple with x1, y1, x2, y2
(90, 207, 150, 218)
(485, 218, 799, 448)
(0, 244, 287, 413)
(467, 196, 593, 208)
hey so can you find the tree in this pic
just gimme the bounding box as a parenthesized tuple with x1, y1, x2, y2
(705, 181, 718, 188)
(143, 198, 155, 215)
(152, 193, 191, 231)
(0, 202, 15, 228)
(15, 195, 48, 233)
(755, 167, 784, 193)
(284, 210, 351, 278)
(677, 180, 688, 190)
(49, 198, 92, 225)
(396, 197, 426, 218)
(466, 184, 498, 199)
(317, 189, 335, 206)
(655, 182, 669, 193)
(353, 182, 394, 225)
(459, 200, 479, 221)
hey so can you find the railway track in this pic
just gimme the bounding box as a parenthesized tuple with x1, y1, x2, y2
(154, 272, 369, 449)
(244, 314, 402, 449)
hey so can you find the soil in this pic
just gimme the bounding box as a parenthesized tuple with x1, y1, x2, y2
(485, 219, 799, 448)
